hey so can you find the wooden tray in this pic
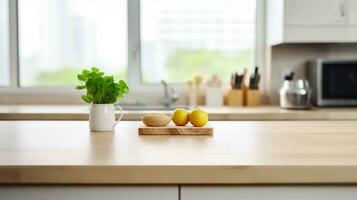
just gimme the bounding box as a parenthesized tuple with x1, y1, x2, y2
(138, 123, 213, 135)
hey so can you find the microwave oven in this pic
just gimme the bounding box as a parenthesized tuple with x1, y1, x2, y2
(307, 59, 357, 106)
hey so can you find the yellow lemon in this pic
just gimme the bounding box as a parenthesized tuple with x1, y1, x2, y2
(189, 109, 209, 127)
(172, 109, 190, 126)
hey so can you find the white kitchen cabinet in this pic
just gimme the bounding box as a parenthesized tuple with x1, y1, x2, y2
(181, 186, 357, 200)
(284, 0, 346, 26)
(267, 0, 357, 44)
(0, 186, 178, 200)
(347, 0, 357, 25)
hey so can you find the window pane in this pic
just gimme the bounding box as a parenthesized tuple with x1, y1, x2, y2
(0, 0, 9, 86)
(18, 0, 127, 87)
(141, 0, 256, 83)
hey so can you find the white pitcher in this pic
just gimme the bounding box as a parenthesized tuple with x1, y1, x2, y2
(89, 104, 124, 132)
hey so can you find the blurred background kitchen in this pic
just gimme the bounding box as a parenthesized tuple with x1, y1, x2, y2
(0, 0, 357, 111)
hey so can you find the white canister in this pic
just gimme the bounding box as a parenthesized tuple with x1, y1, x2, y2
(205, 87, 224, 107)
(89, 104, 124, 132)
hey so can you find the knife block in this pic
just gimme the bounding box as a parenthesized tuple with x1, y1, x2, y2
(246, 89, 261, 106)
(227, 89, 243, 106)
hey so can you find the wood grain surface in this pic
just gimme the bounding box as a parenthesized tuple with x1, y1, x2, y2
(138, 124, 213, 135)
(1, 121, 357, 184)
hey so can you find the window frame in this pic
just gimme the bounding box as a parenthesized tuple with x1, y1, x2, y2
(0, 0, 266, 104)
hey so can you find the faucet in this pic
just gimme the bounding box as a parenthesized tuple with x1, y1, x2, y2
(161, 80, 179, 108)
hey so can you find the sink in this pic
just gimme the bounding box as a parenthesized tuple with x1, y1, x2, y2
(117, 104, 194, 111)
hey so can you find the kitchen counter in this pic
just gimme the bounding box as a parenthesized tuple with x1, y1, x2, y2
(1, 120, 357, 184)
(1, 104, 357, 121)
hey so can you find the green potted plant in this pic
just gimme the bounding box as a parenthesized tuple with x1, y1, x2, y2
(76, 67, 129, 132)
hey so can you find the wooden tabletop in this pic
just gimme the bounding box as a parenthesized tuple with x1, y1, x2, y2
(1, 104, 357, 120)
(1, 121, 357, 184)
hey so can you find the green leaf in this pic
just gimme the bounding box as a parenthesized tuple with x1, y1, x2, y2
(76, 85, 86, 90)
(77, 74, 85, 81)
(91, 67, 100, 73)
(118, 80, 126, 86)
(82, 69, 90, 77)
(123, 87, 129, 93)
(81, 95, 92, 103)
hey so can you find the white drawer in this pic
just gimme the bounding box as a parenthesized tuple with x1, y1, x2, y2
(181, 186, 357, 200)
(0, 186, 178, 200)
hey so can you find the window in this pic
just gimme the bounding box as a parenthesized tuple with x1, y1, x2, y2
(140, 0, 256, 83)
(18, 0, 127, 87)
(1, 0, 260, 94)
(0, 0, 9, 86)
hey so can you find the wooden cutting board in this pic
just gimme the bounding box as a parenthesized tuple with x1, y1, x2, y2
(138, 123, 213, 135)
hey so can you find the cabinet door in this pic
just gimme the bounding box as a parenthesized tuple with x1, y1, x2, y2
(181, 186, 357, 200)
(347, 0, 357, 25)
(284, 0, 346, 25)
(0, 186, 178, 200)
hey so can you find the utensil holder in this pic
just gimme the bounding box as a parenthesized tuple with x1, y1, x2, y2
(227, 89, 243, 106)
(246, 89, 261, 106)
